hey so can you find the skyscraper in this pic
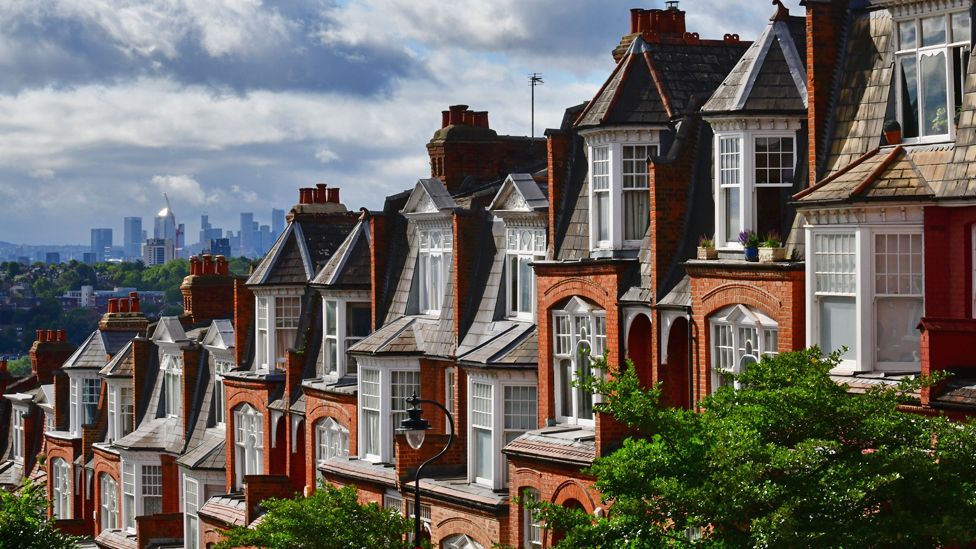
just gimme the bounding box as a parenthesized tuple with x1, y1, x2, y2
(90, 228, 113, 262)
(123, 217, 142, 259)
(154, 194, 177, 242)
(271, 208, 285, 238)
(239, 212, 255, 255)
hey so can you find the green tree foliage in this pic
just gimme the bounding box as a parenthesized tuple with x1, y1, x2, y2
(5, 355, 31, 377)
(216, 482, 413, 549)
(0, 480, 78, 549)
(536, 349, 976, 548)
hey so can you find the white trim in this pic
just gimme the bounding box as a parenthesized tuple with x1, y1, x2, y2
(322, 297, 371, 379)
(466, 370, 537, 490)
(356, 359, 421, 463)
(552, 298, 606, 427)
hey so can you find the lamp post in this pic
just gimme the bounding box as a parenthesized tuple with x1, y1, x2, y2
(397, 393, 454, 548)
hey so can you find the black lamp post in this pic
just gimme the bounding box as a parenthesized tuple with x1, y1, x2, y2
(397, 392, 454, 549)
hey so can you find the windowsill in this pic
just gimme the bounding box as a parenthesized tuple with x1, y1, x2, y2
(685, 258, 804, 271)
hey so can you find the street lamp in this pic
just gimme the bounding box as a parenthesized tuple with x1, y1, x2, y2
(397, 393, 454, 548)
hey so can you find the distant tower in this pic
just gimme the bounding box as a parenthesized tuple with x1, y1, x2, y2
(151, 194, 177, 263)
(90, 228, 113, 262)
(123, 217, 142, 260)
(272, 208, 285, 238)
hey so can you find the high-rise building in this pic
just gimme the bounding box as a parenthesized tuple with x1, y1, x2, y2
(142, 238, 173, 266)
(199, 214, 223, 247)
(258, 224, 272, 256)
(177, 223, 185, 257)
(45, 252, 60, 264)
(209, 238, 231, 257)
(155, 195, 177, 242)
(123, 217, 142, 259)
(271, 208, 285, 237)
(82, 252, 97, 265)
(90, 228, 112, 262)
(239, 212, 255, 255)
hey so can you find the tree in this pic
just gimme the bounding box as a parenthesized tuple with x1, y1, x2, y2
(536, 349, 976, 548)
(0, 480, 78, 548)
(216, 482, 414, 549)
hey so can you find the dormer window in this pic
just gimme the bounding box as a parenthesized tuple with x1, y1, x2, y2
(214, 360, 232, 425)
(162, 354, 182, 418)
(255, 294, 302, 370)
(69, 375, 101, 435)
(323, 299, 371, 377)
(11, 407, 24, 461)
(895, 9, 971, 141)
(587, 141, 658, 251)
(418, 227, 452, 314)
(715, 133, 796, 248)
(107, 383, 134, 442)
(506, 227, 546, 319)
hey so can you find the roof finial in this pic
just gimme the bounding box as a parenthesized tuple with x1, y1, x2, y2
(771, 0, 789, 21)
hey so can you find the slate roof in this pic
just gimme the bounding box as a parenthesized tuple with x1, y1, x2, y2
(63, 329, 137, 370)
(176, 429, 225, 470)
(502, 425, 596, 466)
(349, 316, 432, 356)
(932, 377, 976, 409)
(702, 13, 807, 114)
(795, 146, 936, 204)
(100, 341, 133, 378)
(458, 324, 538, 367)
(198, 493, 247, 527)
(656, 274, 692, 308)
(248, 215, 359, 286)
(576, 35, 750, 127)
(487, 173, 548, 212)
(311, 219, 371, 288)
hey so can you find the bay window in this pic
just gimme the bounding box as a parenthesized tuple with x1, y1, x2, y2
(184, 477, 200, 549)
(323, 299, 371, 377)
(553, 298, 606, 426)
(506, 227, 546, 319)
(715, 132, 796, 247)
(256, 297, 269, 368)
(316, 417, 349, 463)
(100, 474, 119, 531)
(874, 233, 923, 366)
(467, 372, 538, 489)
(895, 10, 971, 140)
(586, 140, 659, 250)
(813, 232, 858, 364)
(142, 465, 162, 515)
(710, 305, 778, 392)
(162, 354, 182, 418)
(120, 460, 163, 531)
(51, 458, 71, 519)
(122, 463, 135, 530)
(233, 404, 264, 488)
(418, 227, 452, 314)
(11, 407, 24, 461)
(357, 362, 420, 463)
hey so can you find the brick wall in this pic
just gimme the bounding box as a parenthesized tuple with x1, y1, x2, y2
(233, 278, 255, 367)
(28, 330, 74, 385)
(648, 122, 697, 296)
(43, 435, 81, 520)
(806, 0, 848, 183)
(225, 378, 280, 490)
(426, 495, 510, 548)
(136, 512, 183, 549)
(243, 474, 296, 524)
(507, 455, 601, 545)
(304, 389, 357, 491)
(90, 447, 121, 537)
(687, 263, 806, 402)
(180, 255, 235, 324)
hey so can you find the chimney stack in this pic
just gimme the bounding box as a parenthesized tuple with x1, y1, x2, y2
(0, 358, 6, 373)
(315, 183, 328, 204)
(181, 253, 235, 324)
(29, 328, 74, 384)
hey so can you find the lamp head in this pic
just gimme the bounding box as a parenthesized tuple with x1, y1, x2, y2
(397, 393, 431, 450)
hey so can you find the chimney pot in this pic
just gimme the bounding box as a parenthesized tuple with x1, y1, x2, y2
(108, 298, 119, 314)
(37, 329, 47, 343)
(299, 187, 314, 204)
(448, 104, 468, 125)
(314, 183, 328, 204)
(327, 188, 340, 203)
(119, 298, 130, 313)
(190, 255, 200, 276)
(216, 255, 228, 275)
(202, 254, 214, 275)
(462, 110, 475, 126)
(58, 329, 66, 342)
(130, 292, 141, 313)
(475, 111, 489, 129)
(630, 8, 643, 33)
(46, 329, 56, 342)
(442, 110, 450, 128)
(0, 358, 6, 372)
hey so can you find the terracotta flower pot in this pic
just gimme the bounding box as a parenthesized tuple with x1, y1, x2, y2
(884, 129, 901, 145)
(759, 247, 786, 262)
(697, 246, 718, 260)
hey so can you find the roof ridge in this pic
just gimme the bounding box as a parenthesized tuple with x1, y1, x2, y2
(794, 147, 881, 200)
(851, 145, 904, 197)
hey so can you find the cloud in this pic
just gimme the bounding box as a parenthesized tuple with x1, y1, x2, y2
(315, 146, 339, 164)
(151, 174, 211, 206)
(28, 168, 55, 179)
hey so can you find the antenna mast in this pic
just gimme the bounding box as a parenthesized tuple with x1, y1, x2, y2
(529, 73, 544, 139)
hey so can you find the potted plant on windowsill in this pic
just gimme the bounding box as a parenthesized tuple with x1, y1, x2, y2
(759, 231, 786, 262)
(697, 235, 718, 260)
(739, 230, 760, 262)
(884, 120, 901, 145)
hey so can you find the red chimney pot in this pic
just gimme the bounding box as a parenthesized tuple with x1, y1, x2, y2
(327, 188, 340, 203)
(202, 254, 214, 275)
(442, 110, 450, 128)
(299, 188, 314, 204)
(119, 298, 130, 313)
(130, 292, 141, 313)
(216, 255, 229, 275)
(46, 329, 56, 342)
(108, 298, 119, 314)
(58, 329, 66, 342)
(0, 358, 6, 372)
(462, 110, 475, 126)
(448, 104, 468, 125)
(36, 329, 47, 343)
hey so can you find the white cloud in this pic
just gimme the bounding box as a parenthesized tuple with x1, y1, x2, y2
(28, 167, 54, 179)
(151, 174, 211, 206)
(231, 184, 258, 203)
(315, 146, 339, 164)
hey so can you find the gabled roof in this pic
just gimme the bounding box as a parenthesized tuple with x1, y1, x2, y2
(488, 173, 548, 212)
(100, 341, 133, 378)
(575, 35, 750, 127)
(62, 329, 137, 370)
(248, 215, 358, 286)
(702, 13, 807, 114)
(795, 146, 935, 205)
(400, 178, 457, 216)
(311, 219, 371, 288)
(152, 317, 188, 345)
(202, 319, 234, 351)
(458, 324, 537, 367)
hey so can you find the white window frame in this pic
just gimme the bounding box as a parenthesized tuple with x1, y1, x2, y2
(122, 462, 135, 531)
(162, 354, 182, 418)
(522, 487, 543, 549)
(183, 475, 200, 549)
(713, 132, 796, 249)
(119, 459, 163, 533)
(710, 305, 779, 393)
(586, 140, 660, 251)
(214, 360, 232, 426)
(316, 417, 350, 464)
(69, 374, 101, 436)
(552, 298, 606, 427)
(11, 406, 24, 462)
(805, 225, 924, 373)
(233, 404, 264, 489)
(100, 473, 119, 531)
(52, 457, 72, 520)
(894, 8, 971, 143)
(142, 464, 163, 516)
(466, 371, 537, 490)
(254, 291, 303, 371)
(417, 226, 452, 315)
(444, 367, 455, 434)
(506, 227, 546, 320)
(107, 382, 134, 443)
(356, 359, 421, 463)
(322, 298, 371, 378)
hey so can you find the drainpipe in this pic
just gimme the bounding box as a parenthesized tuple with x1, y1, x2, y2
(682, 305, 694, 409)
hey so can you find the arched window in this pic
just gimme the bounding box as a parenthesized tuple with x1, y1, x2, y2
(100, 474, 119, 530)
(552, 297, 606, 425)
(51, 458, 71, 519)
(710, 304, 778, 391)
(522, 488, 543, 549)
(316, 418, 349, 463)
(233, 404, 264, 488)
(442, 534, 484, 549)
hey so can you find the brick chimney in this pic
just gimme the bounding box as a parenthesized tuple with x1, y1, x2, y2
(28, 328, 74, 384)
(428, 104, 545, 194)
(181, 254, 235, 325)
(805, 0, 849, 184)
(614, 3, 709, 61)
(99, 292, 150, 333)
(291, 184, 349, 217)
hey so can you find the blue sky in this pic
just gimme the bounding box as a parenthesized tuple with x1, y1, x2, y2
(0, 0, 801, 245)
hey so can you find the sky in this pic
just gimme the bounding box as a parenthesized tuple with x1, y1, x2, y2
(0, 0, 802, 246)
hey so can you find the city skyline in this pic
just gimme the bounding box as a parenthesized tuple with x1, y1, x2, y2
(0, 0, 795, 245)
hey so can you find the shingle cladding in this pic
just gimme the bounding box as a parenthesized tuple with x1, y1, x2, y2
(248, 215, 359, 286)
(63, 329, 138, 370)
(312, 219, 371, 288)
(798, 145, 940, 204)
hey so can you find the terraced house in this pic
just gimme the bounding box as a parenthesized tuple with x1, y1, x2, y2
(1, 1, 975, 548)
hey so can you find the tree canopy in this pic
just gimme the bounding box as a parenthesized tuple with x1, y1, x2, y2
(0, 480, 78, 549)
(216, 482, 414, 549)
(537, 349, 976, 548)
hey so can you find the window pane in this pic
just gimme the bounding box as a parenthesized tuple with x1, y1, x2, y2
(348, 303, 371, 337)
(723, 187, 740, 243)
(921, 50, 949, 136)
(819, 296, 856, 360)
(899, 20, 917, 49)
(518, 256, 533, 313)
(756, 186, 787, 238)
(325, 300, 337, 336)
(559, 359, 573, 417)
(624, 189, 650, 240)
(952, 11, 971, 43)
(922, 15, 946, 47)
(814, 233, 857, 295)
(474, 428, 492, 480)
(577, 351, 593, 419)
(471, 382, 493, 428)
(504, 386, 537, 431)
(877, 297, 923, 363)
(595, 192, 610, 242)
(591, 146, 609, 190)
(899, 56, 920, 138)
